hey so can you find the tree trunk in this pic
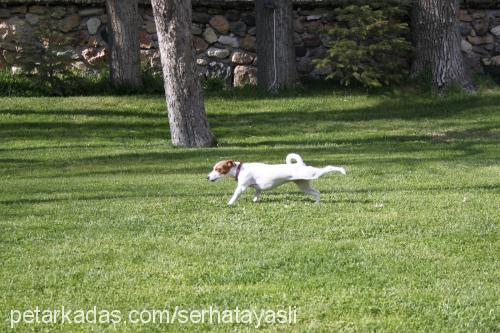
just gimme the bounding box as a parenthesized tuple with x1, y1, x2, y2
(105, 0, 142, 90)
(256, 0, 297, 92)
(151, 0, 216, 147)
(410, 0, 474, 91)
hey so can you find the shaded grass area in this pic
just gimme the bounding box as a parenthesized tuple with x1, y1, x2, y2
(0, 88, 499, 332)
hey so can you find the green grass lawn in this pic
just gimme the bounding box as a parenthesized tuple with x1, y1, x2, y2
(1, 88, 499, 332)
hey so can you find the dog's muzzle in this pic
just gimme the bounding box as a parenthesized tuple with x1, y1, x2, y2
(207, 171, 222, 182)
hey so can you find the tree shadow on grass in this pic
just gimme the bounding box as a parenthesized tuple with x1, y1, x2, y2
(0, 92, 498, 143)
(0, 120, 170, 141)
(0, 92, 498, 180)
(0, 108, 165, 119)
(3, 141, 487, 180)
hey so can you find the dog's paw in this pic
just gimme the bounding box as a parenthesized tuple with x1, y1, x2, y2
(340, 167, 347, 175)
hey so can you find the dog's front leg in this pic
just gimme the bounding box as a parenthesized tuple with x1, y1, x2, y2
(228, 184, 247, 206)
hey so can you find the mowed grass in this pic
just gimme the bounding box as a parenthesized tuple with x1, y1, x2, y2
(0, 88, 499, 332)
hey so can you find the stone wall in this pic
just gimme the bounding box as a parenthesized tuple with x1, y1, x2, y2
(1, 2, 499, 87)
(459, 9, 500, 70)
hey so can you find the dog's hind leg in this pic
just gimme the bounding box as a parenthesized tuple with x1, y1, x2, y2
(252, 189, 261, 203)
(294, 180, 320, 203)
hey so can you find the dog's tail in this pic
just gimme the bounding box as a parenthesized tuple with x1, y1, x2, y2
(286, 153, 305, 166)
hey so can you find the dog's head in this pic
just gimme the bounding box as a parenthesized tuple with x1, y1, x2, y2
(207, 160, 235, 181)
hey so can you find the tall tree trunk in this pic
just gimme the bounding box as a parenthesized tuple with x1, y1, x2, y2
(105, 0, 142, 90)
(410, 0, 474, 91)
(256, 0, 297, 93)
(151, 0, 216, 147)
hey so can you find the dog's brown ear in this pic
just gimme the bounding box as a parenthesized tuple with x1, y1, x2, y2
(227, 160, 234, 168)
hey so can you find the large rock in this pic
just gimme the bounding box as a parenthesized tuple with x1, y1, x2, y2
(494, 39, 500, 54)
(303, 35, 322, 48)
(51, 7, 66, 19)
(0, 42, 16, 51)
(87, 35, 99, 47)
(72, 61, 88, 72)
(29, 5, 46, 15)
(4, 17, 30, 42)
(467, 34, 494, 45)
(86, 17, 101, 35)
(491, 25, 500, 37)
(472, 45, 490, 57)
(203, 26, 218, 44)
(240, 34, 256, 51)
(59, 15, 81, 33)
(225, 9, 240, 22)
(192, 23, 203, 36)
(309, 46, 327, 59)
(295, 46, 307, 57)
(81, 47, 107, 66)
(25, 14, 39, 26)
(458, 10, 472, 22)
(297, 57, 313, 73)
(231, 51, 254, 65)
(56, 49, 79, 60)
(306, 15, 322, 21)
(306, 21, 323, 33)
(197, 58, 208, 66)
(218, 35, 239, 48)
(0, 9, 9, 19)
(0, 52, 6, 70)
(463, 51, 482, 73)
(139, 31, 153, 49)
(459, 22, 472, 36)
(489, 55, 500, 65)
(192, 12, 211, 24)
(79, 8, 104, 17)
(493, 12, 500, 26)
(99, 14, 107, 25)
(294, 19, 305, 34)
(233, 65, 257, 86)
(193, 36, 208, 53)
(241, 12, 255, 26)
(12, 6, 27, 14)
(209, 15, 230, 34)
(294, 32, 302, 45)
(1, 19, 12, 41)
(2, 49, 18, 64)
(229, 21, 247, 37)
(472, 16, 489, 36)
(74, 30, 89, 46)
(461, 39, 473, 53)
(145, 20, 156, 34)
(207, 47, 230, 59)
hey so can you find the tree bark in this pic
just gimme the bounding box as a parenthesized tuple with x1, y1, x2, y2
(105, 0, 142, 90)
(256, 0, 297, 92)
(151, 0, 216, 147)
(410, 0, 475, 91)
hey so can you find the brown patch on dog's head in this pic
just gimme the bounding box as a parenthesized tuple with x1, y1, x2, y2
(213, 160, 234, 174)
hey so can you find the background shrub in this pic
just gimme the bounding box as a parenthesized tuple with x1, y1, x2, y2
(314, 1, 412, 88)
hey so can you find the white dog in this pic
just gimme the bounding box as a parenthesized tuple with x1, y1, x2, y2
(207, 153, 346, 205)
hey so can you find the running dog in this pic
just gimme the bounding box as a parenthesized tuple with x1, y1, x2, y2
(207, 153, 346, 205)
